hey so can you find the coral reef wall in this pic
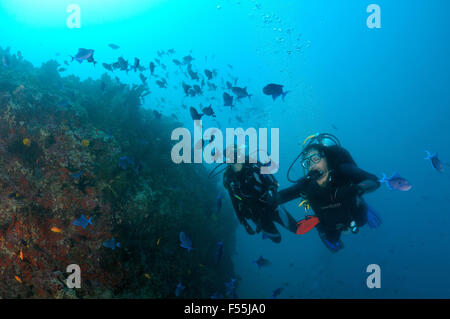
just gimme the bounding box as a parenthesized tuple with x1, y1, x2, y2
(0, 46, 237, 298)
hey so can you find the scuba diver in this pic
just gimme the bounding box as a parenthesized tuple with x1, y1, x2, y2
(211, 144, 297, 243)
(277, 133, 382, 252)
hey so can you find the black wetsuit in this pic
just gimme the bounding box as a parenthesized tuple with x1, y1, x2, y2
(277, 146, 380, 251)
(223, 162, 297, 243)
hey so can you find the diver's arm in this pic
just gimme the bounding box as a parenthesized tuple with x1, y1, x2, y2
(339, 163, 380, 195)
(276, 176, 312, 205)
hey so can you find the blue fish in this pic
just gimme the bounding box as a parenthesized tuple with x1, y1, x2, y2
(272, 287, 283, 299)
(425, 150, 444, 172)
(175, 282, 185, 297)
(102, 237, 121, 250)
(210, 292, 224, 299)
(72, 214, 92, 229)
(215, 241, 223, 265)
(225, 278, 237, 298)
(253, 256, 272, 269)
(108, 43, 120, 50)
(118, 156, 136, 170)
(179, 231, 194, 252)
(72, 170, 82, 179)
(379, 172, 412, 191)
(71, 48, 94, 64)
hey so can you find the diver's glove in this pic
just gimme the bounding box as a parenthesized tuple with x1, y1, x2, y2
(296, 169, 323, 189)
(307, 169, 323, 181)
(242, 220, 256, 235)
(333, 184, 362, 202)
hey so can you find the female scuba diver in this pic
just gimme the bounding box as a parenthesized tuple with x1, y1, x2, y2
(210, 144, 298, 243)
(277, 133, 382, 252)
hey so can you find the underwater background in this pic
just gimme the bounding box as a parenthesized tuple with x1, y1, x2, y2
(0, 0, 449, 298)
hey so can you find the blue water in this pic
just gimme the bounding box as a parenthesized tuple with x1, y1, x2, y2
(1, 0, 450, 298)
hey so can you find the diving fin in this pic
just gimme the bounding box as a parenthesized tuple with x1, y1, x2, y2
(367, 205, 382, 229)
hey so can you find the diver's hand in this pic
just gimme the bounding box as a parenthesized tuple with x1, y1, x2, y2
(307, 169, 323, 181)
(244, 222, 256, 235)
(333, 184, 361, 202)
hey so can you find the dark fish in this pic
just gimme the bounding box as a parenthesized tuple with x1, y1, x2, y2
(149, 62, 155, 75)
(188, 88, 196, 97)
(168, 48, 175, 54)
(226, 81, 232, 89)
(207, 82, 217, 91)
(263, 83, 289, 101)
(189, 107, 203, 120)
(204, 69, 213, 80)
(156, 79, 167, 88)
(272, 287, 283, 299)
(86, 54, 97, 66)
(58, 67, 67, 72)
(231, 86, 252, 100)
(253, 256, 271, 269)
(173, 59, 182, 66)
(108, 43, 120, 50)
(202, 105, 216, 117)
(64, 60, 69, 66)
(187, 64, 199, 80)
(153, 110, 162, 120)
(183, 55, 194, 65)
(71, 48, 95, 64)
(223, 92, 234, 107)
(215, 241, 223, 265)
(139, 73, 147, 84)
(182, 82, 191, 96)
(161, 63, 167, 70)
(102, 63, 113, 71)
(132, 57, 140, 72)
(117, 57, 128, 72)
(425, 151, 444, 172)
(193, 84, 202, 95)
(155, 58, 161, 65)
(235, 115, 243, 123)
(379, 172, 412, 191)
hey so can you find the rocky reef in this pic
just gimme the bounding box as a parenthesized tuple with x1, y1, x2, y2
(0, 46, 237, 298)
